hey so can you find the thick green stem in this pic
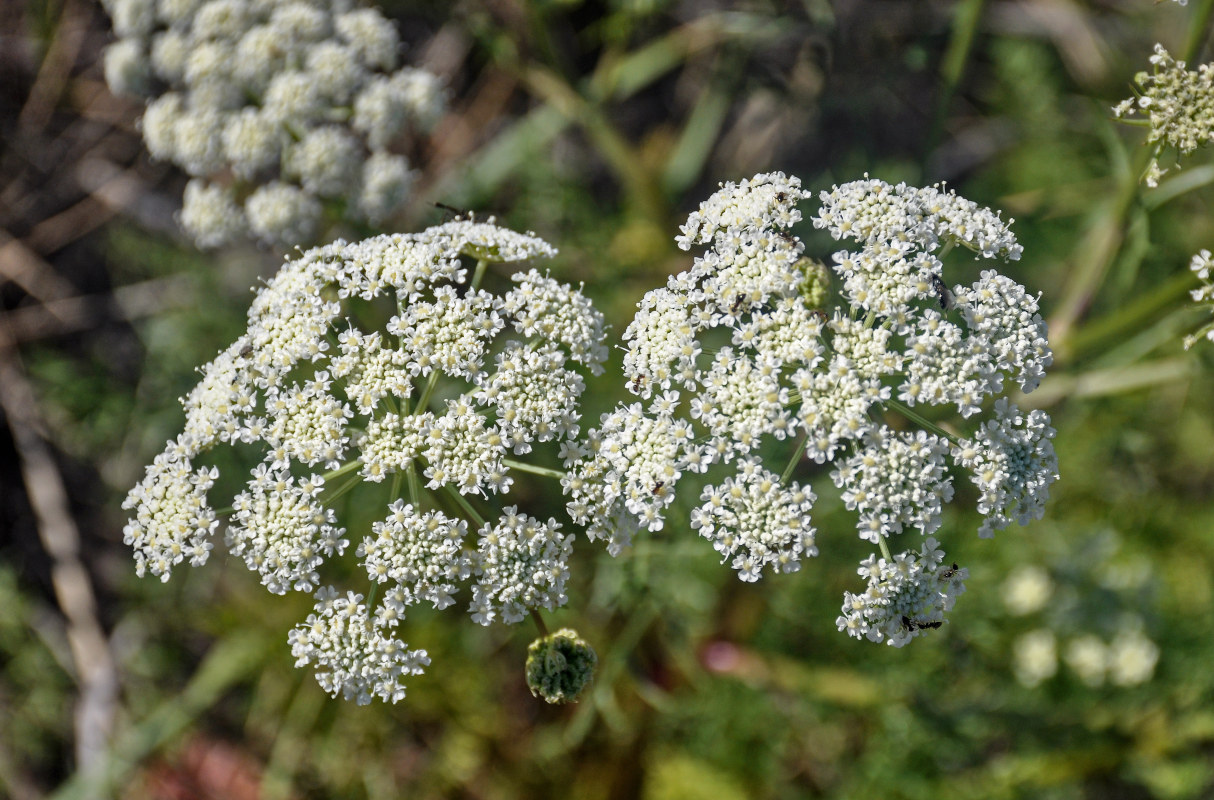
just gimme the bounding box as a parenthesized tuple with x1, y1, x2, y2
(502, 458, 567, 481)
(1054, 0, 1214, 353)
(1183, 0, 1214, 63)
(322, 473, 362, 505)
(923, 0, 986, 171)
(877, 537, 893, 563)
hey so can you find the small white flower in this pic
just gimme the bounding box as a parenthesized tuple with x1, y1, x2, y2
(1013, 629, 1058, 687)
(1065, 635, 1109, 687)
(1001, 565, 1053, 615)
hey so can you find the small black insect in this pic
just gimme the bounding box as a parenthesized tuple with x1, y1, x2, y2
(435, 202, 470, 219)
(730, 293, 747, 314)
(238, 342, 254, 358)
(940, 562, 960, 580)
(776, 191, 788, 202)
(809, 309, 829, 325)
(652, 481, 665, 495)
(929, 273, 954, 311)
(901, 616, 942, 632)
(630, 375, 646, 393)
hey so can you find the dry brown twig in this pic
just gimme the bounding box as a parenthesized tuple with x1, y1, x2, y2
(0, 334, 119, 780)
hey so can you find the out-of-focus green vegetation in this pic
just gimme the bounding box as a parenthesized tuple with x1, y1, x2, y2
(5, 0, 1214, 797)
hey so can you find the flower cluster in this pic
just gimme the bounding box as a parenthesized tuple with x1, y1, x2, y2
(836, 537, 968, 647)
(1002, 534, 1161, 688)
(1185, 248, 1214, 348)
(123, 219, 607, 701)
(564, 172, 1056, 640)
(1114, 44, 1214, 187)
(100, 0, 445, 247)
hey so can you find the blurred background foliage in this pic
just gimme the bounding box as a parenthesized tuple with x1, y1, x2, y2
(4, 0, 1214, 797)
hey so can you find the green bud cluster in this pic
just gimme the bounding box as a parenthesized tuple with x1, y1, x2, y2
(525, 628, 597, 704)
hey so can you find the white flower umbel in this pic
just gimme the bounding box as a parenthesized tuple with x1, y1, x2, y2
(122, 441, 218, 581)
(358, 501, 470, 610)
(952, 399, 1059, 538)
(1185, 248, 1214, 348)
(689, 459, 817, 581)
(469, 508, 573, 625)
(1114, 44, 1214, 187)
(288, 586, 430, 705)
(100, 0, 444, 247)
(123, 219, 607, 701)
(831, 428, 954, 542)
(226, 464, 348, 595)
(836, 537, 968, 647)
(570, 171, 1056, 643)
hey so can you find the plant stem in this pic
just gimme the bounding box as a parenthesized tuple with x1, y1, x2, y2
(415, 369, 441, 415)
(470, 258, 490, 291)
(779, 434, 809, 483)
(440, 483, 488, 529)
(923, 0, 986, 172)
(530, 608, 550, 637)
(406, 464, 422, 509)
(1183, 0, 1214, 63)
(320, 460, 362, 482)
(502, 458, 567, 480)
(322, 473, 362, 505)
(883, 398, 961, 445)
(877, 536, 893, 563)
(1054, 0, 1214, 353)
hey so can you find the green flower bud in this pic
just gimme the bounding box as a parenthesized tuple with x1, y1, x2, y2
(525, 628, 597, 704)
(797, 257, 831, 308)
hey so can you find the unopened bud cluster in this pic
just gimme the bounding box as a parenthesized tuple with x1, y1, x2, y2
(525, 628, 598, 704)
(100, 0, 445, 248)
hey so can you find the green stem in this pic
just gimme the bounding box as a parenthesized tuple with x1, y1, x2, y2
(923, 0, 986, 172)
(779, 434, 809, 483)
(883, 398, 961, 445)
(415, 369, 442, 415)
(1183, 0, 1214, 63)
(502, 458, 567, 481)
(470, 257, 490, 291)
(530, 608, 550, 637)
(406, 463, 422, 509)
(877, 537, 893, 563)
(1064, 270, 1197, 362)
(320, 460, 362, 482)
(1055, 0, 1214, 352)
(390, 469, 403, 504)
(440, 483, 488, 529)
(322, 473, 362, 505)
